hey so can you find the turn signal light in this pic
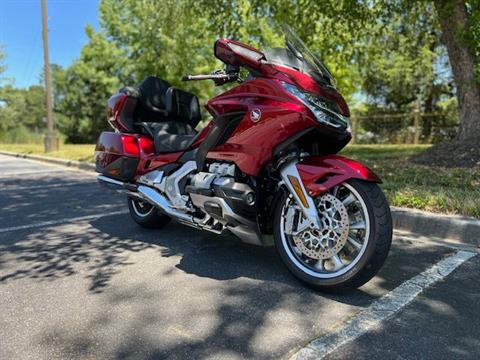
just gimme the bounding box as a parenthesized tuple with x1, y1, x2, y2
(287, 175, 309, 208)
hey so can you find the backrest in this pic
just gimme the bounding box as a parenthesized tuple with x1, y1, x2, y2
(118, 76, 201, 128)
(165, 87, 202, 128)
(134, 76, 171, 123)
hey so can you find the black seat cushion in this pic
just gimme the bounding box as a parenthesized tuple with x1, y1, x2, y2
(149, 121, 197, 153)
(154, 133, 197, 153)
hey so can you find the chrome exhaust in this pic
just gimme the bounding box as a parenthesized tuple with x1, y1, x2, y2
(97, 175, 266, 245)
(97, 175, 194, 223)
(136, 185, 193, 222)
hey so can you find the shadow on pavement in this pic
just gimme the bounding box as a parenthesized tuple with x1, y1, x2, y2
(0, 213, 453, 360)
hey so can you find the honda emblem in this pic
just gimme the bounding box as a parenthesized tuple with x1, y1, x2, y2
(250, 108, 261, 122)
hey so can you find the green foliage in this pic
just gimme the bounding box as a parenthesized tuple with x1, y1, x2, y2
(99, 0, 219, 102)
(0, 125, 44, 144)
(358, 2, 442, 110)
(0, 0, 475, 144)
(54, 26, 128, 143)
(0, 85, 46, 135)
(468, 0, 480, 80)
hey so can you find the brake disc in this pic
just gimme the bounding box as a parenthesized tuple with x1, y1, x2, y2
(292, 193, 350, 260)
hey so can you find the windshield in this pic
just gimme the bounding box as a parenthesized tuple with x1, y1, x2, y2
(264, 25, 336, 88)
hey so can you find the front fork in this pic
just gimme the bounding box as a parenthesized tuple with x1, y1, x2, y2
(279, 160, 322, 229)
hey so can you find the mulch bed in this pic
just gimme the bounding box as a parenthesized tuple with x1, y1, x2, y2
(411, 136, 480, 168)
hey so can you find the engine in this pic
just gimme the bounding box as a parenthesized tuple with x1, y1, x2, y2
(187, 162, 256, 224)
(136, 160, 261, 245)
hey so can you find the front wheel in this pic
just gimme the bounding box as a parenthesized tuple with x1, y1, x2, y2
(274, 179, 392, 292)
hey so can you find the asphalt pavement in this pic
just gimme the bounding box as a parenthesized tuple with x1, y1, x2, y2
(0, 154, 478, 360)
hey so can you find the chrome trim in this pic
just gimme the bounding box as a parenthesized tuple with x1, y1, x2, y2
(190, 172, 217, 189)
(279, 160, 322, 228)
(136, 185, 224, 235)
(137, 185, 193, 222)
(164, 161, 197, 209)
(138, 170, 164, 189)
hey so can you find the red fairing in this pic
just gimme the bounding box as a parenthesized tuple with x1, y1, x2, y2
(136, 151, 183, 176)
(297, 155, 381, 197)
(206, 78, 318, 175)
(213, 39, 349, 117)
(214, 38, 265, 70)
(269, 64, 350, 117)
(107, 93, 130, 132)
(135, 137, 184, 176)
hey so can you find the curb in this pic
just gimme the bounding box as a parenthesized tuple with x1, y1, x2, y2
(0, 150, 95, 172)
(1, 150, 478, 247)
(391, 206, 479, 248)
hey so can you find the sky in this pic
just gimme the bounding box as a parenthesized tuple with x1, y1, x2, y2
(0, 0, 100, 88)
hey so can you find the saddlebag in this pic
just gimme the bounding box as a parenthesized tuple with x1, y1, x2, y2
(94, 132, 141, 181)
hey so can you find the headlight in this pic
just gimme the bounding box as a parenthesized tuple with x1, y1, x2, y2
(281, 82, 351, 132)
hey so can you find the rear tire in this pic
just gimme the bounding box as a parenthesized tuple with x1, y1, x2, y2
(127, 197, 171, 229)
(273, 179, 392, 292)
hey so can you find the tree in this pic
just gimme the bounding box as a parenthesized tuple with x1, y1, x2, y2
(54, 26, 128, 143)
(99, 0, 219, 105)
(197, 0, 372, 100)
(0, 85, 46, 141)
(434, 0, 480, 141)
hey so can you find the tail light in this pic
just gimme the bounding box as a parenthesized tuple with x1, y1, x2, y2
(120, 134, 154, 156)
(121, 134, 140, 156)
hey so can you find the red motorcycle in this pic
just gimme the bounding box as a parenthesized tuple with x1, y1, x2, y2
(95, 27, 392, 291)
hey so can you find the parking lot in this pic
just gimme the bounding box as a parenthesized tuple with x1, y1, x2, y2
(0, 154, 478, 360)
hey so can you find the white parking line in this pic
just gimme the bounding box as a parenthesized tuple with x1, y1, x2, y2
(290, 250, 476, 360)
(0, 210, 128, 233)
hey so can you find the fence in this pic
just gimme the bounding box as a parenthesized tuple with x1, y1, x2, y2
(350, 111, 459, 144)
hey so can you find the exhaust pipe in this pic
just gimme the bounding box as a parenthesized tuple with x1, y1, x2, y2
(137, 185, 193, 222)
(97, 175, 193, 223)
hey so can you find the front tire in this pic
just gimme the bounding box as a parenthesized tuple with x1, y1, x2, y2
(127, 197, 171, 229)
(274, 179, 392, 292)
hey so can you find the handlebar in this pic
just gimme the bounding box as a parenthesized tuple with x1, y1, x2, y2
(181, 73, 237, 82)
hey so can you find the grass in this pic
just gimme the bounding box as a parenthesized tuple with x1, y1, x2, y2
(0, 143, 96, 163)
(1, 143, 478, 218)
(341, 145, 480, 219)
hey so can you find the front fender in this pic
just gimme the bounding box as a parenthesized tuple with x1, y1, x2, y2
(297, 155, 381, 197)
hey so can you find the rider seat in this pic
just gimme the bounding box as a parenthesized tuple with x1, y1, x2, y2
(134, 76, 202, 153)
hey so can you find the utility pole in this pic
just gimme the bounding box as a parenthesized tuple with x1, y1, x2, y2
(41, 0, 58, 152)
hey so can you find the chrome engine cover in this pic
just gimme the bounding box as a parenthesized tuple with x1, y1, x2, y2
(208, 162, 235, 177)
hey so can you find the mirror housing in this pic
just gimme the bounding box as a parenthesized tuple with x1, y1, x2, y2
(214, 39, 265, 70)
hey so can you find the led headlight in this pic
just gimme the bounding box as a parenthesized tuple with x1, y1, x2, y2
(282, 82, 351, 132)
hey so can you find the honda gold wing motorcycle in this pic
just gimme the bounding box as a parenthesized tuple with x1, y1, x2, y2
(95, 27, 392, 291)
